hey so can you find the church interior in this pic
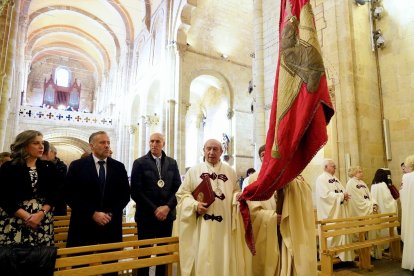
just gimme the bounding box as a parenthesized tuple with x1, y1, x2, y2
(1, 0, 414, 274)
(1, 0, 414, 208)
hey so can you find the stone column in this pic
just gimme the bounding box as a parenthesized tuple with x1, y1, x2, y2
(166, 99, 176, 156)
(197, 112, 205, 162)
(119, 124, 131, 171)
(140, 115, 147, 155)
(175, 45, 188, 172)
(128, 124, 138, 169)
(252, 0, 266, 163)
(334, 1, 361, 170)
(0, 1, 19, 149)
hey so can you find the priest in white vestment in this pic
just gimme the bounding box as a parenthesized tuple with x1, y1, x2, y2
(315, 159, 354, 262)
(346, 166, 379, 249)
(245, 144, 281, 276)
(370, 168, 398, 255)
(247, 179, 280, 276)
(247, 173, 317, 276)
(174, 139, 242, 276)
(346, 166, 378, 217)
(401, 155, 414, 271)
(279, 176, 318, 276)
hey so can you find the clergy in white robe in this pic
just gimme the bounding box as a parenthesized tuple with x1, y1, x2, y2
(400, 155, 414, 271)
(346, 166, 377, 217)
(279, 176, 317, 276)
(174, 139, 241, 276)
(246, 171, 280, 276)
(246, 174, 317, 276)
(346, 166, 379, 250)
(370, 168, 398, 254)
(315, 159, 354, 262)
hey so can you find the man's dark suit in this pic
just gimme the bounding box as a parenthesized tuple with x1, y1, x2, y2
(130, 150, 181, 276)
(65, 155, 130, 247)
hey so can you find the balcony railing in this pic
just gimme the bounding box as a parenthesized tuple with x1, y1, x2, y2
(19, 106, 113, 127)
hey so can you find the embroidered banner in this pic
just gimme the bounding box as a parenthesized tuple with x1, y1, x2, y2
(239, 0, 335, 254)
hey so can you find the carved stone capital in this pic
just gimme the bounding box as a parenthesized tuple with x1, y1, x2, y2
(145, 114, 160, 126)
(128, 125, 137, 134)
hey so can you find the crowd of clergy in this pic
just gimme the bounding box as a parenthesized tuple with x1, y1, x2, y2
(316, 158, 414, 272)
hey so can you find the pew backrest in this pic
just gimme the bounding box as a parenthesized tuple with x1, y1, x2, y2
(320, 212, 399, 255)
(54, 236, 179, 276)
(318, 212, 400, 275)
(53, 220, 138, 248)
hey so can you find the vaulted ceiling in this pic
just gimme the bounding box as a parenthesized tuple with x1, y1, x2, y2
(22, 0, 145, 79)
(21, 0, 254, 84)
(187, 0, 253, 66)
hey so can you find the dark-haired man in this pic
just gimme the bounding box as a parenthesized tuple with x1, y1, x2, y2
(48, 144, 68, 215)
(65, 131, 130, 247)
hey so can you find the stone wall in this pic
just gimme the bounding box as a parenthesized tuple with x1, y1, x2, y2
(177, 49, 253, 177)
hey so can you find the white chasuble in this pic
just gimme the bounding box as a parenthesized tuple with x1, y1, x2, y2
(174, 161, 241, 276)
(247, 172, 280, 276)
(315, 172, 354, 261)
(346, 177, 378, 247)
(280, 177, 317, 276)
(401, 172, 414, 271)
(370, 182, 398, 251)
(346, 177, 376, 217)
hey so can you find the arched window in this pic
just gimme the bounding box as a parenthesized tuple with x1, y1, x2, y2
(55, 67, 70, 87)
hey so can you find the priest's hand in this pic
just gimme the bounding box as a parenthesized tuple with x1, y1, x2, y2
(343, 192, 350, 201)
(197, 202, 208, 215)
(373, 204, 378, 214)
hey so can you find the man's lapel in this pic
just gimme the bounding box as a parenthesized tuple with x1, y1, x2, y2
(161, 156, 169, 179)
(87, 155, 99, 180)
(105, 157, 113, 185)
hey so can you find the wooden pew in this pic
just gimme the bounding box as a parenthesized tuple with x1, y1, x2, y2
(54, 220, 138, 248)
(122, 222, 138, 242)
(54, 236, 179, 276)
(54, 218, 71, 249)
(54, 215, 71, 221)
(318, 212, 400, 276)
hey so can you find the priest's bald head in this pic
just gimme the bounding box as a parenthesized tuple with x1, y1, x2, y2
(203, 139, 223, 165)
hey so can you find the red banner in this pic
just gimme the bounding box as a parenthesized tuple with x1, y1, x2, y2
(239, 0, 335, 254)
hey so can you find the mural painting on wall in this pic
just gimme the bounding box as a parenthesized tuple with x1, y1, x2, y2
(43, 75, 81, 111)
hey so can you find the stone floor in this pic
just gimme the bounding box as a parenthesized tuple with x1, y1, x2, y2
(151, 259, 413, 276)
(149, 255, 413, 276)
(333, 258, 413, 275)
